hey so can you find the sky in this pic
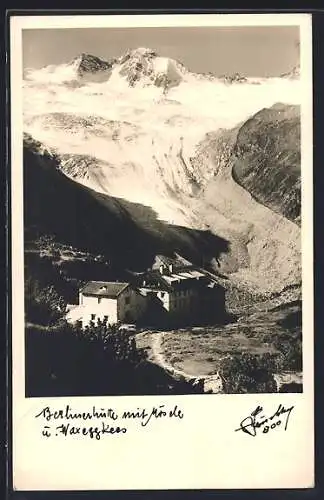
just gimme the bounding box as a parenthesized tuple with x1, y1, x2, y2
(22, 26, 300, 77)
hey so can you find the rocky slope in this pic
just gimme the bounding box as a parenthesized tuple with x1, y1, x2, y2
(232, 103, 301, 224)
(183, 106, 301, 292)
(24, 133, 230, 273)
(23, 48, 302, 295)
(74, 53, 115, 75)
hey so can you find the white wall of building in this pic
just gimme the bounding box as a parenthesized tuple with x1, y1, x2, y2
(73, 287, 148, 327)
(139, 288, 171, 311)
(79, 294, 119, 325)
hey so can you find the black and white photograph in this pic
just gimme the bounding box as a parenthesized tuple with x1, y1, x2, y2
(9, 13, 314, 492)
(21, 21, 306, 398)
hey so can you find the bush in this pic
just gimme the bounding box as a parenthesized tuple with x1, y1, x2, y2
(26, 320, 145, 396)
(25, 277, 66, 325)
(219, 352, 277, 393)
(272, 329, 302, 371)
(279, 340, 302, 371)
(25, 320, 202, 397)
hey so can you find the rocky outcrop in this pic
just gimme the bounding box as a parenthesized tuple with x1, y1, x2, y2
(189, 107, 301, 292)
(73, 53, 115, 75)
(118, 47, 184, 90)
(273, 372, 303, 392)
(232, 103, 301, 224)
(192, 374, 223, 393)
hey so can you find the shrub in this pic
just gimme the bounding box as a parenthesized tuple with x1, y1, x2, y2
(25, 320, 202, 397)
(219, 352, 277, 393)
(272, 329, 302, 371)
(25, 277, 66, 325)
(25, 320, 145, 396)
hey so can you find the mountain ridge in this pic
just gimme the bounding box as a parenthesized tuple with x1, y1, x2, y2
(25, 47, 300, 90)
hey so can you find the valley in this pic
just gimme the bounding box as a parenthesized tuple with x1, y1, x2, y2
(135, 298, 302, 393)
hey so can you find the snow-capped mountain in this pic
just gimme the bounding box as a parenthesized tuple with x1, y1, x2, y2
(23, 48, 302, 293)
(117, 47, 186, 89)
(24, 48, 186, 90)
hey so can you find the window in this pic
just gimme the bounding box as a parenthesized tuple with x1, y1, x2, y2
(125, 297, 130, 305)
(161, 292, 165, 298)
(98, 297, 102, 304)
(91, 314, 96, 321)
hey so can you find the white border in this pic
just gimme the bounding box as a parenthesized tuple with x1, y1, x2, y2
(10, 13, 314, 490)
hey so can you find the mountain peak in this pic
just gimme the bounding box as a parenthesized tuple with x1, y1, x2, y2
(118, 47, 185, 90)
(118, 47, 157, 65)
(72, 53, 115, 75)
(131, 47, 157, 57)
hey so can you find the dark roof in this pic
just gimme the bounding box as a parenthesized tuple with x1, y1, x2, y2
(152, 254, 192, 270)
(139, 271, 172, 291)
(135, 269, 206, 291)
(81, 281, 129, 298)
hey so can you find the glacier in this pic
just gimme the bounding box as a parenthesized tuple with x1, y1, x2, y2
(23, 49, 302, 293)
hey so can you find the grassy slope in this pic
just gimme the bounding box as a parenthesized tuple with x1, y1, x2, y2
(153, 299, 301, 377)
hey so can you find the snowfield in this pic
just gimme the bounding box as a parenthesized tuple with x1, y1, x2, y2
(23, 49, 302, 292)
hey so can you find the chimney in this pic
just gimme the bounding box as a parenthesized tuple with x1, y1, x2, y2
(168, 263, 173, 274)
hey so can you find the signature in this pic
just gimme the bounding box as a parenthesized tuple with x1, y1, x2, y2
(235, 404, 295, 437)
